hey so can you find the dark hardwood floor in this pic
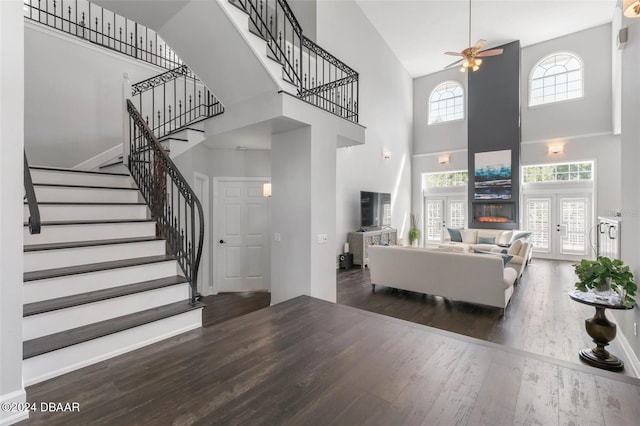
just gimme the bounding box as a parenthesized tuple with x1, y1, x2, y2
(22, 296, 640, 425)
(337, 258, 635, 377)
(200, 291, 270, 328)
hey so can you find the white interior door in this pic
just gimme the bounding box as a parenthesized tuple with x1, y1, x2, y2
(215, 180, 270, 292)
(524, 193, 591, 261)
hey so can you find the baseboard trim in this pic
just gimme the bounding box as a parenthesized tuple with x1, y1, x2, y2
(71, 144, 123, 172)
(0, 388, 28, 425)
(616, 328, 640, 378)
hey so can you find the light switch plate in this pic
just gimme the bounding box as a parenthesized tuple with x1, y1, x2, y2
(317, 233, 328, 243)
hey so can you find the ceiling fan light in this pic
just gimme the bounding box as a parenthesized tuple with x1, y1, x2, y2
(476, 58, 483, 65)
(472, 65, 480, 72)
(460, 66, 466, 72)
(624, 0, 640, 17)
(462, 60, 469, 68)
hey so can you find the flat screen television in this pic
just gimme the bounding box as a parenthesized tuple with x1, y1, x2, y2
(360, 191, 391, 229)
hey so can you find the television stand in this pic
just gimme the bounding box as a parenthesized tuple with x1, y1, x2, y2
(348, 228, 397, 268)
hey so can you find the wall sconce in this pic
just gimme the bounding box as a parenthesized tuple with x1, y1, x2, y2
(548, 143, 564, 155)
(624, 0, 640, 18)
(262, 182, 272, 198)
(438, 154, 450, 165)
(382, 150, 391, 160)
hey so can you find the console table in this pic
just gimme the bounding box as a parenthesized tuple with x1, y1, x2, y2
(568, 290, 634, 371)
(348, 228, 397, 268)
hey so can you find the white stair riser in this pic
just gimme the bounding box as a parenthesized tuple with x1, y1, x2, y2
(24, 240, 166, 272)
(30, 169, 135, 188)
(24, 261, 179, 303)
(34, 186, 140, 203)
(23, 308, 202, 386)
(24, 222, 156, 245)
(23, 284, 190, 340)
(24, 204, 148, 222)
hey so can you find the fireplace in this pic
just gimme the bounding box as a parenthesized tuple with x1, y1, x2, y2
(472, 203, 516, 224)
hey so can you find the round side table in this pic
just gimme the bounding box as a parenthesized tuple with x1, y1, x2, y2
(568, 291, 634, 371)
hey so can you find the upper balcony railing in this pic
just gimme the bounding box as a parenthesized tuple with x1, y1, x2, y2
(232, 0, 359, 123)
(24, 0, 183, 70)
(131, 65, 225, 139)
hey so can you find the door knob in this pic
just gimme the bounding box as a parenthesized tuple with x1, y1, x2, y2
(219, 239, 226, 244)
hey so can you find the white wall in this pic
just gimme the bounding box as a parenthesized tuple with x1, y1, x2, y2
(1, 3, 27, 424)
(411, 24, 620, 231)
(173, 145, 271, 296)
(24, 23, 161, 167)
(413, 69, 468, 155)
(616, 12, 640, 369)
(522, 24, 613, 141)
(316, 0, 413, 253)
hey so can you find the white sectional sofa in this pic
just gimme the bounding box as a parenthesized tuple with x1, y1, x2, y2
(367, 245, 518, 314)
(443, 228, 533, 280)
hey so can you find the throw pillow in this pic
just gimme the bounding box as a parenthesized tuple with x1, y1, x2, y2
(508, 239, 523, 256)
(510, 231, 532, 243)
(478, 236, 496, 244)
(497, 230, 513, 245)
(461, 229, 477, 244)
(446, 227, 463, 242)
(501, 255, 514, 266)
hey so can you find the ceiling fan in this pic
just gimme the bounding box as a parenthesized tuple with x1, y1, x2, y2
(444, 0, 503, 72)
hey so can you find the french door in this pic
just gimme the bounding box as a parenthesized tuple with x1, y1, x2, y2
(524, 193, 592, 261)
(424, 196, 466, 244)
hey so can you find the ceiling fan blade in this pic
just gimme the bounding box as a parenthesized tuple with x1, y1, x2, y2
(473, 39, 487, 51)
(444, 58, 464, 69)
(477, 48, 504, 57)
(444, 51, 463, 56)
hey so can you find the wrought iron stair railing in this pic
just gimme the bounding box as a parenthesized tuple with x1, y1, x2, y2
(231, 0, 359, 122)
(126, 100, 204, 304)
(24, 151, 42, 235)
(24, 0, 183, 70)
(131, 65, 225, 140)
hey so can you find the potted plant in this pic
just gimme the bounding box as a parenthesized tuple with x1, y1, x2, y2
(408, 214, 420, 246)
(573, 256, 637, 307)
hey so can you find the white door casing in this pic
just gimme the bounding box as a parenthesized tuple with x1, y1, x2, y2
(193, 172, 210, 296)
(213, 178, 270, 293)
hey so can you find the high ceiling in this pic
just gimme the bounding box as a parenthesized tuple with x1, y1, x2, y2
(353, 0, 618, 77)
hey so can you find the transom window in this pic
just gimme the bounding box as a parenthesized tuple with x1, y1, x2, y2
(523, 162, 593, 183)
(529, 52, 583, 106)
(424, 171, 468, 189)
(428, 81, 464, 124)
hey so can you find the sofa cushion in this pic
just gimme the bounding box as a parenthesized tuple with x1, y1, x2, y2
(461, 229, 477, 244)
(508, 239, 523, 256)
(497, 231, 513, 245)
(446, 227, 463, 242)
(478, 236, 496, 244)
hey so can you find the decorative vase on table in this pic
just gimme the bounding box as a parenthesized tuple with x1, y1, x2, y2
(594, 277, 613, 300)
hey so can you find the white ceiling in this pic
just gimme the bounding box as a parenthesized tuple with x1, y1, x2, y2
(354, 0, 618, 77)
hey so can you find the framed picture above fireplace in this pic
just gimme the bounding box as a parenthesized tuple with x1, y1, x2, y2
(474, 149, 512, 200)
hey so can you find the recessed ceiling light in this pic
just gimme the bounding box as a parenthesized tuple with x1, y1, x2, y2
(236, 146, 247, 151)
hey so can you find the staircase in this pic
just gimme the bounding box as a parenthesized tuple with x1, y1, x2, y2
(22, 166, 204, 386)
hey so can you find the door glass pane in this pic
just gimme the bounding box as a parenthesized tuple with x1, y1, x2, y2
(561, 198, 587, 254)
(425, 200, 444, 242)
(448, 200, 466, 228)
(527, 199, 550, 251)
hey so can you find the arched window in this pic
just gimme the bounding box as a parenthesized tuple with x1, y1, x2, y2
(529, 52, 583, 106)
(428, 81, 464, 124)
